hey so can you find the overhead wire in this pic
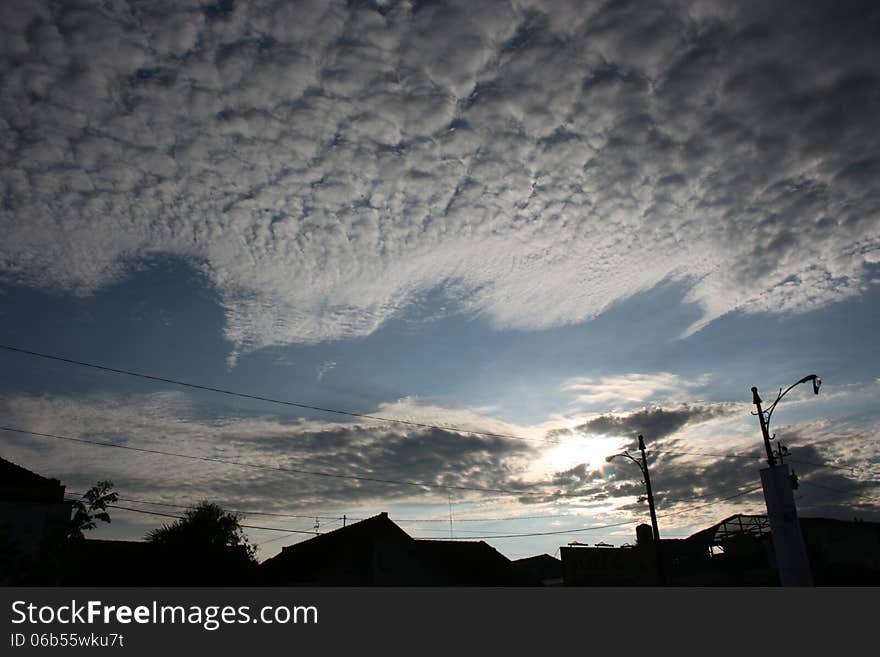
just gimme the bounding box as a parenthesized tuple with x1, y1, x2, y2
(104, 504, 319, 535)
(66, 491, 590, 525)
(0, 344, 541, 443)
(411, 518, 638, 540)
(658, 484, 765, 518)
(58, 461, 778, 543)
(0, 425, 592, 499)
(65, 492, 344, 521)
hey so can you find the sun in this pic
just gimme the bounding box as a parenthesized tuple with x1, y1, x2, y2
(541, 434, 624, 473)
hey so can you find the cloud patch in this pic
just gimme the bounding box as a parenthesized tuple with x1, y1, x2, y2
(1, 0, 880, 354)
(0, 392, 538, 510)
(581, 402, 740, 441)
(563, 372, 711, 408)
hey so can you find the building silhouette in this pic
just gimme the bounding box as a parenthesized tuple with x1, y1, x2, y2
(0, 456, 72, 584)
(261, 512, 536, 585)
(562, 514, 880, 586)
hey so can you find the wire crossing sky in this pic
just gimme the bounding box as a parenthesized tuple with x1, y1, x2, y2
(1, 0, 879, 559)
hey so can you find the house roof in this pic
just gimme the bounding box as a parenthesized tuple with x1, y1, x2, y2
(273, 512, 408, 555)
(0, 456, 58, 485)
(0, 456, 66, 502)
(512, 554, 563, 584)
(260, 512, 409, 570)
(412, 539, 526, 585)
(260, 512, 528, 585)
(413, 538, 509, 564)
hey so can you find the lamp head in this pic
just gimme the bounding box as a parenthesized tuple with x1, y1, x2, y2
(796, 374, 821, 394)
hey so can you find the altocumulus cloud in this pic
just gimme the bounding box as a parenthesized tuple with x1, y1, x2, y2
(2, 0, 879, 355)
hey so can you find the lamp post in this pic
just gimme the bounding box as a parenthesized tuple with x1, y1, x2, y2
(752, 374, 821, 468)
(751, 374, 821, 586)
(607, 434, 664, 585)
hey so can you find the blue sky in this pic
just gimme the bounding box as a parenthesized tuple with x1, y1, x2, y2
(1, 0, 879, 561)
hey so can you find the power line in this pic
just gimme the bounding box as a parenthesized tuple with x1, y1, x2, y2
(0, 343, 537, 443)
(67, 492, 344, 522)
(658, 484, 765, 518)
(110, 502, 634, 541)
(657, 447, 877, 476)
(394, 513, 562, 523)
(1, 425, 540, 497)
(256, 533, 300, 547)
(799, 480, 861, 496)
(412, 519, 638, 540)
(652, 449, 763, 461)
(787, 458, 865, 474)
(69, 491, 613, 525)
(57, 456, 773, 543)
(105, 504, 319, 535)
(109, 503, 627, 543)
(442, 484, 768, 540)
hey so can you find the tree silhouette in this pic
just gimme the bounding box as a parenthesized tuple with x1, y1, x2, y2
(69, 480, 118, 540)
(145, 501, 256, 562)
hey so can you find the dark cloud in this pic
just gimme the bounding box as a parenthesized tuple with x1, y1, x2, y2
(0, 391, 538, 510)
(219, 424, 532, 507)
(578, 403, 737, 440)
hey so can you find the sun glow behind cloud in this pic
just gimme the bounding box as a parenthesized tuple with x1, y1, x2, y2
(539, 434, 623, 474)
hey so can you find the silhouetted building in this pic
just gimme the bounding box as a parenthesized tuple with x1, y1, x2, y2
(800, 517, 880, 585)
(674, 514, 777, 585)
(561, 542, 658, 586)
(261, 512, 533, 585)
(0, 457, 72, 584)
(512, 554, 564, 586)
(561, 514, 880, 586)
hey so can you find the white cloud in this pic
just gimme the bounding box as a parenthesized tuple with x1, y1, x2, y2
(563, 372, 712, 408)
(2, 0, 879, 355)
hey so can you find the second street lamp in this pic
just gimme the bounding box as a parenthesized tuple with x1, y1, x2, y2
(751, 374, 821, 468)
(607, 434, 664, 585)
(751, 374, 821, 586)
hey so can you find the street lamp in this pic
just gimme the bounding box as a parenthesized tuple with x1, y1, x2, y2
(751, 374, 820, 586)
(751, 374, 821, 468)
(607, 434, 664, 585)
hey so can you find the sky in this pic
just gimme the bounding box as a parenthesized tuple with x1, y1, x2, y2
(1, 0, 879, 562)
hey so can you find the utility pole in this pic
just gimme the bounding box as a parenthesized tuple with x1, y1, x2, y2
(608, 437, 665, 585)
(638, 435, 664, 586)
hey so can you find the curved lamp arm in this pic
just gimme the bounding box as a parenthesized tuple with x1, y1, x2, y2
(606, 451, 646, 479)
(752, 374, 821, 467)
(762, 374, 821, 432)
